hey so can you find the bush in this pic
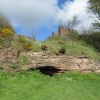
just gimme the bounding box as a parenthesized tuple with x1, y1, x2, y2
(41, 45, 48, 51)
(79, 31, 100, 51)
(58, 41, 64, 44)
(0, 28, 13, 38)
(23, 43, 33, 51)
(65, 31, 79, 41)
(0, 13, 15, 32)
(18, 36, 33, 51)
(0, 13, 15, 48)
(58, 47, 66, 54)
(54, 50, 60, 55)
(54, 47, 66, 55)
(0, 28, 14, 48)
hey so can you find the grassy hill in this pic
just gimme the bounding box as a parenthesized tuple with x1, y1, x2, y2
(0, 14, 100, 100)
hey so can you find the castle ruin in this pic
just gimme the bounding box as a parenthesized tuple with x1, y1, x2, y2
(52, 26, 72, 37)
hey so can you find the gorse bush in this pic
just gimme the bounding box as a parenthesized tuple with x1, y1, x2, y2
(0, 28, 13, 38)
(0, 28, 14, 48)
(0, 14, 15, 48)
(18, 36, 33, 51)
(0, 13, 15, 32)
(23, 43, 33, 51)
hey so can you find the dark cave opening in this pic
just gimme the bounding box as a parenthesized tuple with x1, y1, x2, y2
(37, 66, 65, 76)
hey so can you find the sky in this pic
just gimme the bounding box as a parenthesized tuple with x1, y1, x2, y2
(0, 0, 93, 41)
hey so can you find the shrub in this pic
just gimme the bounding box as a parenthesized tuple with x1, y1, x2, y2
(0, 28, 13, 38)
(79, 31, 100, 51)
(54, 50, 60, 55)
(17, 55, 30, 65)
(18, 36, 33, 51)
(0, 28, 14, 48)
(54, 47, 66, 55)
(65, 31, 79, 41)
(58, 47, 66, 54)
(58, 41, 64, 44)
(23, 43, 33, 51)
(0, 13, 15, 48)
(0, 13, 15, 32)
(41, 45, 48, 51)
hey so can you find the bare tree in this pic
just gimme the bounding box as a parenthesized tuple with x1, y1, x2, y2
(64, 15, 80, 30)
(79, 26, 95, 34)
(31, 28, 36, 40)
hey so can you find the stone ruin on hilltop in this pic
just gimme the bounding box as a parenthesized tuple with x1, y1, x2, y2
(52, 25, 72, 37)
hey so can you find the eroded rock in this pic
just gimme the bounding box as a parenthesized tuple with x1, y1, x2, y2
(22, 52, 100, 75)
(0, 50, 100, 75)
(0, 48, 20, 62)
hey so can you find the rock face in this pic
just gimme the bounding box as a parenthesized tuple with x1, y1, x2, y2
(0, 48, 20, 62)
(0, 50, 100, 75)
(22, 51, 100, 75)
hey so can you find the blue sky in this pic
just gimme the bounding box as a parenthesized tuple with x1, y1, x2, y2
(0, 0, 93, 41)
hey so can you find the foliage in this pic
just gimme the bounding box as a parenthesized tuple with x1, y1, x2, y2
(17, 55, 30, 65)
(65, 31, 79, 41)
(0, 28, 14, 48)
(0, 13, 15, 48)
(54, 47, 66, 55)
(88, 0, 100, 30)
(18, 36, 33, 51)
(57, 47, 66, 55)
(0, 28, 13, 38)
(58, 41, 64, 44)
(44, 40, 100, 60)
(23, 43, 33, 51)
(0, 13, 15, 32)
(79, 31, 100, 51)
(41, 45, 48, 51)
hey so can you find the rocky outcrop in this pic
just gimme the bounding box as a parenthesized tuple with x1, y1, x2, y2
(0, 48, 20, 62)
(22, 51, 100, 75)
(0, 50, 100, 75)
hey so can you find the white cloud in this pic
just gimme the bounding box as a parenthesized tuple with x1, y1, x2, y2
(57, 0, 93, 29)
(0, 0, 93, 32)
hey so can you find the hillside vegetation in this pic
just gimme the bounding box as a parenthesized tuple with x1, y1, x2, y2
(0, 14, 100, 74)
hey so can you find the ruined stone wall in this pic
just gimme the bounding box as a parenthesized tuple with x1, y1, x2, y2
(52, 32, 58, 37)
(59, 26, 72, 36)
(52, 26, 72, 37)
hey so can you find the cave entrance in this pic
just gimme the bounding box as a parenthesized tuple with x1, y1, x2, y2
(37, 66, 65, 76)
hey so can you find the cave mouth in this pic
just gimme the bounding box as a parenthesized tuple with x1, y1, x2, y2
(37, 66, 65, 76)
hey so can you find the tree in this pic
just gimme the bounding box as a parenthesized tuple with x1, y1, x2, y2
(88, 0, 100, 30)
(65, 15, 80, 29)
(58, 15, 80, 30)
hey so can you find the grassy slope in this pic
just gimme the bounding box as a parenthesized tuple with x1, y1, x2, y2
(0, 70, 100, 100)
(40, 40, 100, 60)
(1, 34, 99, 60)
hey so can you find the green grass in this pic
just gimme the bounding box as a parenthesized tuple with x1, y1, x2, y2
(0, 70, 100, 100)
(41, 40, 100, 60)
